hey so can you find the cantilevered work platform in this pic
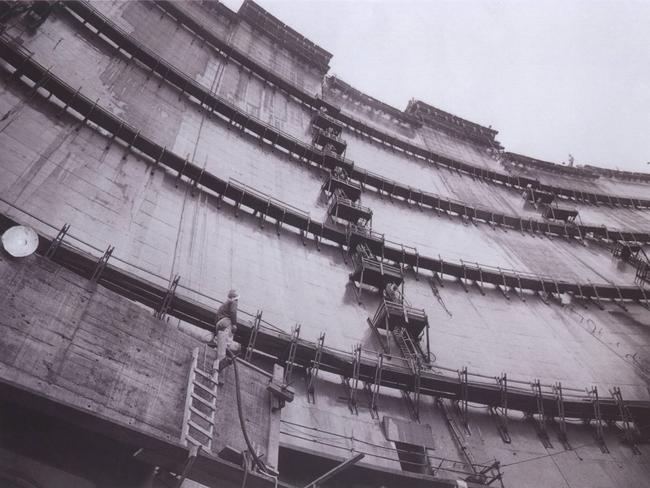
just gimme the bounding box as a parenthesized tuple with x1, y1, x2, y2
(322, 173, 362, 201)
(613, 243, 650, 285)
(349, 244, 402, 302)
(542, 205, 579, 223)
(328, 193, 372, 224)
(312, 110, 343, 135)
(346, 225, 385, 256)
(613, 242, 647, 263)
(322, 151, 355, 174)
(368, 299, 430, 362)
(312, 127, 347, 155)
(370, 299, 429, 338)
(523, 187, 555, 205)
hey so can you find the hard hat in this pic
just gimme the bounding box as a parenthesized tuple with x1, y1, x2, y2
(2, 225, 39, 257)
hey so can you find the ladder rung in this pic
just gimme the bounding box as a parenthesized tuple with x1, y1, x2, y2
(190, 405, 215, 423)
(185, 434, 205, 447)
(188, 419, 213, 438)
(194, 368, 219, 384)
(193, 381, 218, 396)
(191, 392, 216, 408)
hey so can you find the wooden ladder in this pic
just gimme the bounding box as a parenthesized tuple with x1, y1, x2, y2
(180, 347, 219, 451)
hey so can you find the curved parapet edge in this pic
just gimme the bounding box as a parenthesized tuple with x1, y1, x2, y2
(1, 40, 647, 305)
(31, 5, 650, 244)
(150, 0, 650, 204)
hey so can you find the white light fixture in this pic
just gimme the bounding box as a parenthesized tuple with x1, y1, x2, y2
(2, 225, 39, 257)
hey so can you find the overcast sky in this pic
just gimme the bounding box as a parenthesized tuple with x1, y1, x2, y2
(227, 0, 650, 172)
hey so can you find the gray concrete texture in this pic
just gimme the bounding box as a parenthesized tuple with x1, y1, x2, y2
(2, 7, 646, 287)
(0, 0, 648, 385)
(2, 2, 650, 486)
(0, 253, 272, 460)
(324, 84, 650, 203)
(0, 253, 191, 441)
(38, 1, 650, 232)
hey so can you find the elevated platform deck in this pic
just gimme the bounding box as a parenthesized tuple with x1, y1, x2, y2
(312, 110, 343, 135)
(322, 174, 362, 201)
(328, 194, 372, 224)
(542, 205, 579, 223)
(312, 127, 346, 155)
(349, 256, 403, 290)
(3, 211, 650, 437)
(346, 225, 385, 256)
(349, 243, 403, 303)
(523, 187, 555, 205)
(369, 299, 429, 339)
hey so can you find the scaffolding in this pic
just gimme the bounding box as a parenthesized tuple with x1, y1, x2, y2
(368, 297, 430, 362)
(349, 243, 402, 302)
(312, 110, 343, 135)
(346, 224, 384, 256)
(541, 205, 579, 223)
(322, 169, 362, 202)
(312, 126, 347, 155)
(328, 190, 372, 226)
(523, 186, 555, 206)
(613, 242, 650, 285)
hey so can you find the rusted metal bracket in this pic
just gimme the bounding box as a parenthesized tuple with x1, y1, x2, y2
(155, 274, 180, 320)
(306, 332, 325, 404)
(244, 310, 263, 362)
(91, 245, 114, 283)
(45, 223, 70, 259)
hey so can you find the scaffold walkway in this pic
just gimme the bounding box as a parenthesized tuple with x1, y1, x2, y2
(41, 4, 650, 245)
(144, 0, 650, 208)
(2, 209, 649, 444)
(1, 39, 647, 304)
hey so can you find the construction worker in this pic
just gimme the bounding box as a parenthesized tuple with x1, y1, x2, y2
(333, 166, 347, 180)
(356, 216, 369, 229)
(212, 290, 240, 377)
(383, 282, 401, 303)
(324, 143, 337, 155)
(215, 289, 239, 333)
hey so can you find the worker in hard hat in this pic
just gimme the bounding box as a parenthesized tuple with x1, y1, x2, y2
(383, 282, 401, 303)
(216, 289, 239, 332)
(211, 289, 240, 381)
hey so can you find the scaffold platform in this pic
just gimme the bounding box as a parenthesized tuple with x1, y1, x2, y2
(328, 193, 372, 224)
(523, 187, 555, 205)
(312, 127, 347, 155)
(542, 205, 579, 223)
(312, 110, 343, 135)
(322, 173, 362, 201)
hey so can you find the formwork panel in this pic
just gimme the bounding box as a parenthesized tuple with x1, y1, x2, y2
(0, 255, 195, 440)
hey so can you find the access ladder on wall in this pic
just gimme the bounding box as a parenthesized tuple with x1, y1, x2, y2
(181, 347, 218, 452)
(392, 327, 426, 369)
